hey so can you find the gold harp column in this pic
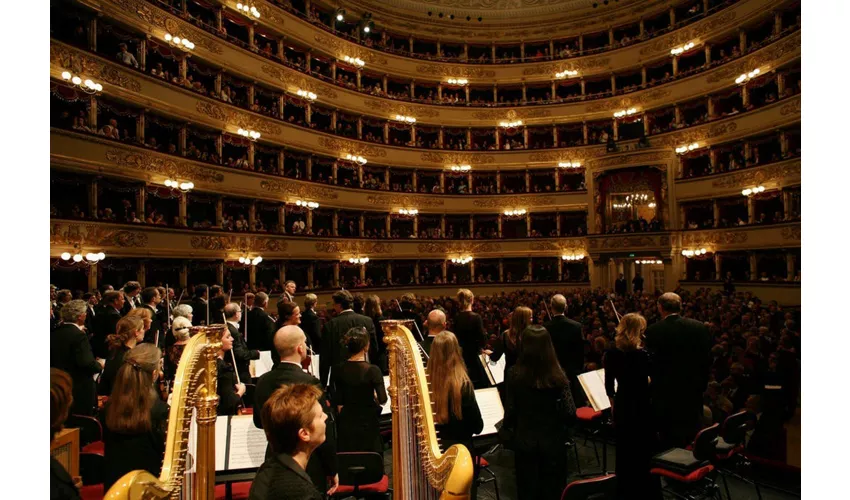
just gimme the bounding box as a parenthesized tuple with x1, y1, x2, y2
(195, 326, 222, 500)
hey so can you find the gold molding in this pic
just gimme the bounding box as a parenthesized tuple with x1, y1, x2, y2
(51, 222, 149, 248)
(655, 122, 739, 148)
(470, 108, 553, 121)
(194, 101, 282, 136)
(114, 0, 223, 54)
(522, 57, 611, 77)
(316, 137, 389, 157)
(313, 33, 389, 66)
(589, 151, 672, 168)
(189, 235, 289, 252)
(638, 11, 738, 55)
(681, 230, 749, 246)
(315, 241, 395, 254)
(419, 152, 496, 164)
(259, 179, 340, 199)
(781, 226, 801, 240)
(705, 32, 801, 84)
(710, 160, 801, 188)
(366, 194, 445, 207)
(584, 89, 672, 113)
(49, 44, 141, 92)
(473, 196, 557, 208)
(363, 99, 441, 119)
(417, 242, 503, 253)
(414, 65, 496, 78)
(105, 149, 225, 183)
(587, 234, 667, 249)
(528, 239, 586, 252)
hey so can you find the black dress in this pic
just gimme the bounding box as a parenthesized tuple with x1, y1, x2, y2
(451, 311, 488, 388)
(98, 345, 130, 396)
(217, 357, 242, 416)
(603, 348, 661, 499)
(50, 455, 81, 500)
(435, 381, 483, 454)
(100, 397, 168, 492)
(330, 361, 387, 457)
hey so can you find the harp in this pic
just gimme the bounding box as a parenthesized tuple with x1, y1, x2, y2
(103, 325, 226, 500)
(382, 320, 473, 500)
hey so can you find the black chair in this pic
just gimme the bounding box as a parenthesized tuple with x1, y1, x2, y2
(333, 452, 389, 498)
(66, 414, 103, 447)
(474, 455, 501, 500)
(650, 423, 722, 499)
(714, 411, 763, 500)
(560, 474, 617, 500)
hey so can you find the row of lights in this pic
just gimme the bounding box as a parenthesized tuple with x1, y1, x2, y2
(398, 208, 419, 216)
(682, 248, 708, 257)
(295, 200, 320, 209)
(164, 33, 195, 51)
(61, 251, 106, 263)
(499, 119, 523, 128)
(237, 128, 261, 140)
(235, 2, 260, 18)
(637, 259, 664, 265)
(561, 253, 585, 261)
(450, 164, 472, 172)
(61, 72, 103, 94)
(670, 42, 696, 56)
(238, 255, 264, 265)
(558, 161, 582, 168)
(614, 107, 638, 118)
(349, 257, 370, 264)
(503, 208, 527, 217)
(735, 68, 761, 84)
(742, 185, 765, 197)
(451, 256, 473, 265)
(296, 89, 317, 101)
(555, 69, 579, 79)
(394, 114, 416, 123)
(446, 78, 469, 85)
(676, 142, 701, 154)
(345, 153, 368, 165)
(342, 55, 365, 67)
(164, 179, 194, 192)
(626, 193, 649, 203)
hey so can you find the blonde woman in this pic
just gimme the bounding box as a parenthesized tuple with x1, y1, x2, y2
(603, 313, 659, 499)
(99, 316, 146, 396)
(429, 331, 483, 454)
(451, 289, 488, 388)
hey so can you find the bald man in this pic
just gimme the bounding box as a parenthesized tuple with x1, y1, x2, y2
(544, 294, 586, 405)
(254, 326, 338, 494)
(423, 309, 447, 356)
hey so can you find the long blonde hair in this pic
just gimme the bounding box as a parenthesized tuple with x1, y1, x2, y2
(507, 306, 532, 349)
(615, 313, 646, 351)
(104, 343, 162, 433)
(457, 288, 474, 310)
(428, 331, 472, 424)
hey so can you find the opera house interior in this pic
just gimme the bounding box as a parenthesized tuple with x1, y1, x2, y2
(45, 0, 808, 498)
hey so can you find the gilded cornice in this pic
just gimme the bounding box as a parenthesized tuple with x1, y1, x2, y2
(190, 235, 289, 252)
(417, 242, 503, 254)
(366, 194, 445, 208)
(420, 152, 496, 164)
(50, 43, 141, 92)
(710, 160, 801, 188)
(112, 0, 223, 54)
(50, 222, 149, 248)
(105, 149, 225, 183)
(194, 101, 282, 136)
(780, 99, 801, 116)
(260, 64, 340, 99)
(363, 99, 441, 119)
(414, 65, 497, 78)
(317, 137, 388, 158)
(528, 239, 586, 252)
(521, 57, 612, 77)
(528, 147, 607, 162)
(705, 31, 801, 84)
(681, 230, 749, 246)
(638, 10, 738, 55)
(584, 89, 672, 114)
(473, 196, 557, 208)
(315, 241, 395, 254)
(313, 33, 389, 66)
(259, 179, 340, 199)
(587, 234, 669, 249)
(470, 108, 553, 121)
(781, 226, 801, 241)
(655, 121, 739, 148)
(588, 151, 672, 169)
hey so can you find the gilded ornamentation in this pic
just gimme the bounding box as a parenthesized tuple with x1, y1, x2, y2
(656, 122, 738, 148)
(638, 11, 737, 55)
(112, 0, 223, 54)
(313, 34, 389, 65)
(259, 179, 339, 199)
(415, 65, 496, 78)
(50, 42, 141, 92)
(194, 102, 282, 136)
(781, 226, 801, 241)
(315, 241, 395, 254)
(681, 231, 749, 246)
(590, 152, 671, 168)
(705, 33, 801, 84)
(420, 152, 495, 164)
(190, 236, 288, 252)
(51, 223, 149, 248)
(711, 160, 801, 188)
(416, 242, 502, 254)
(366, 194, 445, 208)
(529, 239, 585, 252)
(528, 147, 607, 162)
(363, 99, 440, 119)
(521, 57, 611, 76)
(106, 149, 225, 183)
(780, 98, 802, 116)
(473, 196, 556, 208)
(470, 108, 552, 120)
(587, 235, 661, 249)
(253, 3, 285, 25)
(260, 65, 338, 99)
(584, 89, 671, 113)
(317, 137, 388, 158)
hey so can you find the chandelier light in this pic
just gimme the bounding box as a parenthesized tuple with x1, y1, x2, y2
(398, 208, 418, 216)
(670, 42, 696, 56)
(238, 255, 263, 265)
(613, 202, 632, 209)
(342, 55, 365, 67)
(61, 250, 106, 263)
(741, 185, 766, 197)
(558, 161, 582, 168)
(61, 71, 103, 94)
(394, 114, 416, 123)
(648, 202, 657, 208)
(503, 209, 527, 217)
(447, 78, 469, 85)
(295, 200, 319, 209)
(449, 164, 471, 172)
(735, 68, 761, 84)
(236, 3, 261, 18)
(614, 108, 638, 119)
(450, 256, 473, 265)
(344, 153, 367, 165)
(636, 259, 663, 265)
(296, 89, 317, 101)
(675, 142, 701, 154)
(237, 128, 261, 140)
(555, 69, 579, 79)
(348, 257, 370, 264)
(682, 248, 708, 258)
(625, 193, 649, 203)
(561, 253, 584, 261)
(164, 33, 195, 51)
(499, 119, 523, 128)
(164, 179, 195, 192)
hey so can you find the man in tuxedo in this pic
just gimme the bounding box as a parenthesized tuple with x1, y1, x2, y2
(92, 291, 125, 359)
(301, 293, 322, 351)
(247, 292, 276, 354)
(614, 273, 627, 296)
(632, 272, 644, 294)
(424, 309, 447, 357)
(191, 284, 209, 326)
(282, 280, 297, 303)
(319, 290, 376, 387)
(140, 287, 163, 346)
(645, 292, 712, 450)
(253, 326, 338, 494)
(225, 302, 260, 384)
(544, 294, 586, 405)
(209, 285, 226, 323)
(54, 289, 72, 319)
(120, 281, 142, 315)
(240, 292, 255, 339)
(83, 292, 98, 334)
(51, 300, 104, 416)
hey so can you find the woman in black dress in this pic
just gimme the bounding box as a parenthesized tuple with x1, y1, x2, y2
(217, 327, 246, 415)
(451, 289, 488, 388)
(603, 313, 661, 499)
(100, 344, 169, 492)
(364, 295, 388, 373)
(330, 327, 388, 459)
(491, 306, 531, 402)
(98, 315, 145, 396)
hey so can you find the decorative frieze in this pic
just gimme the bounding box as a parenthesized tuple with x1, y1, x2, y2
(105, 149, 225, 183)
(51, 223, 149, 248)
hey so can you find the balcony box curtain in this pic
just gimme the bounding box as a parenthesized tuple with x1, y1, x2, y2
(312, 104, 334, 116)
(97, 99, 140, 118)
(147, 114, 180, 130)
(502, 126, 522, 136)
(389, 121, 412, 131)
(471, 129, 494, 137)
(363, 117, 385, 127)
(285, 95, 308, 108)
(146, 186, 182, 200)
(51, 82, 91, 103)
(223, 133, 250, 147)
(147, 39, 179, 60)
(99, 179, 139, 194)
(187, 192, 219, 205)
(223, 10, 251, 27)
(597, 168, 663, 230)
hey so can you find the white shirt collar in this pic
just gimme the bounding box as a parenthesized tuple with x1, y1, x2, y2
(227, 320, 240, 329)
(66, 322, 86, 332)
(281, 360, 302, 368)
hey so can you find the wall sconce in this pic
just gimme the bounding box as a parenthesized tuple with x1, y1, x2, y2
(61, 71, 103, 94)
(555, 69, 578, 79)
(164, 33, 195, 50)
(296, 89, 317, 101)
(503, 209, 527, 217)
(295, 200, 320, 209)
(558, 161, 582, 168)
(237, 128, 261, 140)
(450, 256, 473, 264)
(60, 245, 105, 264)
(449, 164, 471, 172)
(164, 179, 194, 192)
(561, 253, 584, 261)
(334, 8, 346, 21)
(499, 119, 523, 128)
(447, 78, 468, 85)
(342, 55, 365, 67)
(675, 142, 701, 154)
(238, 255, 263, 265)
(614, 108, 638, 118)
(670, 42, 696, 56)
(741, 185, 765, 197)
(682, 248, 708, 258)
(344, 153, 367, 165)
(348, 257, 370, 264)
(636, 259, 663, 265)
(236, 2, 260, 18)
(394, 114, 416, 123)
(735, 68, 761, 84)
(398, 208, 418, 216)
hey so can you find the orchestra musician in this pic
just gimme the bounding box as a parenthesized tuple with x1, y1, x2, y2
(544, 294, 586, 406)
(320, 290, 377, 387)
(451, 289, 488, 388)
(224, 302, 259, 385)
(247, 292, 276, 353)
(92, 290, 125, 359)
(216, 327, 246, 416)
(98, 315, 145, 396)
(50, 300, 104, 416)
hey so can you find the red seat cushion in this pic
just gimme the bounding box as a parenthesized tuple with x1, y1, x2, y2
(476, 457, 490, 467)
(334, 474, 390, 495)
(650, 464, 714, 483)
(82, 441, 105, 456)
(576, 407, 602, 421)
(80, 484, 103, 500)
(214, 481, 252, 500)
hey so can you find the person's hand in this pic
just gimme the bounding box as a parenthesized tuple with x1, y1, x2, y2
(327, 474, 339, 495)
(235, 383, 246, 397)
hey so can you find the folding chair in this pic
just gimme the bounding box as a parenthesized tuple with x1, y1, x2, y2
(651, 424, 722, 500)
(561, 474, 617, 500)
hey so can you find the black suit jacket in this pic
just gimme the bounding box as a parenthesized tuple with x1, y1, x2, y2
(614, 278, 627, 295)
(191, 298, 209, 326)
(320, 311, 377, 387)
(253, 363, 338, 490)
(141, 304, 163, 347)
(246, 308, 276, 353)
(50, 323, 102, 416)
(92, 307, 122, 359)
(301, 308, 322, 352)
(85, 305, 97, 334)
(544, 315, 585, 378)
(248, 453, 324, 500)
(228, 322, 259, 383)
(120, 295, 140, 316)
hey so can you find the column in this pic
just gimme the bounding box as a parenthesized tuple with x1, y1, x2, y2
(780, 130, 789, 157)
(468, 215, 474, 236)
(497, 214, 503, 238)
(306, 156, 313, 179)
(331, 62, 336, 81)
(280, 263, 287, 288)
(470, 260, 476, 279)
(467, 172, 473, 193)
(178, 193, 187, 226)
(248, 266, 257, 290)
(493, 84, 498, 103)
(332, 162, 338, 184)
(356, 118, 363, 139)
(466, 129, 472, 149)
(714, 254, 723, 281)
(305, 52, 312, 72)
(383, 122, 389, 144)
(215, 134, 223, 160)
(777, 72, 787, 96)
(440, 215, 446, 236)
(89, 179, 98, 217)
(215, 197, 223, 227)
(785, 252, 795, 280)
(440, 172, 446, 192)
(496, 171, 502, 193)
(437, 84, 443, 101)
(179, 262, 188, 290)
(465, 86, 470, 102)
(410, 80, 415, 99)
(332, 210, 338, 236)
(356, 69, 361, 90)
(442, 260, 448, 282)
(643, 113, 651, 135)
(463, 43, 469, 60)
(498, 259, 504, 282)
(88, 263, 98, 292)
(413, 215, 419, 236)
(88, 18, 97, 51)
(672, 56, 679, 76)
(639, 19, 645, 36)
(612, 119, 619, 141)
(278, 95, 285, 119)
(179, 57, 187, 80)
(608, 28, 615, 46)
(307, 264, 314, 288)
(357, 165, 364, 187)
(578, 35, 583, 53)
(333, 263, 340, 288)
(178, 126, 187, 155)
(414, 261, 420, 282)
(214, 72, 222, 97)
(385, 214, 391, 234)
(549, 39, 555, 58)
(669, 7, 676, 26)
(552, 126, 558, 148)
(747, 196, 755, 223)
(277, 150, 285, 175)
(412, 170, 418, 192)
(438, 128, 444, 148)
(610, 75, 617, 94)
(87, 96, 97, 130)
(495, 129, 501, 149)
(707, 97, 716, 119)
(580, 79, 586, 97)
(215, 7, 223, 30)
(527, 259, 533, 280)
(247, 142, 255, 168)
(305, 103, 312, 125)
(136, 108, 146, 143)
(554, 167, 560, 190)
(136, 186, 146, 219)
(556, 212, 562, 235)
(782, 189, 792, 217)
(248, 202, 256, 231)
(387, 262, 392, 283)
(522, 127, 529, 148)
(384, 169, 390, 187)
(138, 39, 146, 71)
(216, 262, 224, 287)
(520, 42, 526, 61)
(557, 258, 563, 281)
(679, 205, 687, 229)
(382, 75, 388, 93)
(582, 123, 588, 144)
(704, 44, 712, 65)
(359, 215, 365, 236)
(713, 199, 720, 228)
(748, 252, 758, 280)
(359, 263, 366, 283)
(525, 213, 531, 235)
(278, 205, 286, 234)
(524, 170, 531, 192)
(331, 111, 337, 132)
(409, 36, 414, 53)
(306, 210, 313, 233)
(739, 30, 747, 54)
(491, 42, 496, 61)
(521, 84, 527, 102)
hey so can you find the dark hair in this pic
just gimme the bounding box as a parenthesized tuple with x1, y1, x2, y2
(658, 292, 682, 313)
(103, 290, 123, 306)
(364, 295, 382, 319)
(51, 369, 73, 439)
(400, 293, 415, 311)
(123, 281, 141, 294)
(98, 284, 114, 295)
(277, 301, 299, 322)
(352, 293, 364, 314)
(332, 290, 353, 309)
(194, 284, 208, 298)
(342, 327, 369, 354)
(514, 326, 569, 389)
(262, 384, 322, 454)
(210, 285, 223, 297)
(141, 287, 159, 304)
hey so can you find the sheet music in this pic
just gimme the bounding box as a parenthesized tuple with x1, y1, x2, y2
(251, 351, 274, 378)
(474, 388, 504, 436)
(213, 416, 228, 471)
(381, 376, 392, 415)
(578, 369, 617, 412)
(487, 355, 506, 385)
(226, 415, 268, 470)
